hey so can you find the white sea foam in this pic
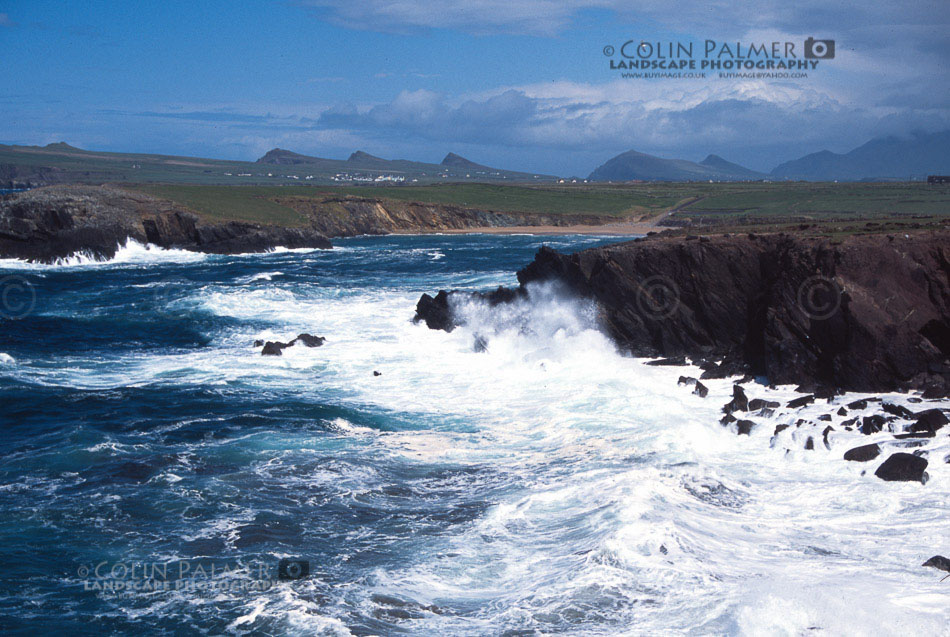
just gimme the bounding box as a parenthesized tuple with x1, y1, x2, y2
(0, 239, 208, 270)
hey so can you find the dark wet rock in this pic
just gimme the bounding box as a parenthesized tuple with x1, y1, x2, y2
(922, 555, 950, 575)
(720, 413, 736, 425)
(882, 402, 915, 419)
(841, 417, 857, 428)
(837, 407, 848, 416)
(805, 437, 815, 450)
(894, 430, 936, 439)
(723, 385, 749, 414)
(908, 397, 922, 403)
(291, 333, 325, 347)
(413, 290, 456, 332)
(736, 420, 755, 435)
(860, 415, 887, 435)
(818, 414, 832, 422)
(261, 341, 287, 356)
(503, 233, 950, 393)
(677, 376, 697, 386)
(874, 453, 929, 483)
(843, 443, 881, 462)
(413, 286, 526, 333)
(787, 395, 814, 409)
(692, 381, 709, 398)
(910, 408, 948, 434)
(822, 425, 834, 448)
(774, 424, 790, 435)
(749, 398, 780, 411)
(646, 356, 687, 366)
(373, 370, 381, 377)
(253, 339, 265, 347)
(847, 399, 869, 410)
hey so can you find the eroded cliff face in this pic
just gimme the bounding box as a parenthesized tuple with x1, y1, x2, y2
(416, 232, 950, 394)
(0, 185, 332, 262)
(276, 196, 609, 236)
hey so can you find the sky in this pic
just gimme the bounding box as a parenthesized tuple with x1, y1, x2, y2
(1, 0, 948, 176)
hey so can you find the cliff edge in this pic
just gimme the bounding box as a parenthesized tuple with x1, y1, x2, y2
(416, 232, 950, 395)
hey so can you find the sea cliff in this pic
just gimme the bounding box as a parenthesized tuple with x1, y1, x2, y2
(416, 231, 950, 395)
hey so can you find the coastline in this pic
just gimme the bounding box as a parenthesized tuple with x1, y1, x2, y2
(397, 220, 658, 236)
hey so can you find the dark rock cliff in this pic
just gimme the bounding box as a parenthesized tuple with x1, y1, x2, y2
(0, 185, 332, 262)
(416, 232, 950, 394)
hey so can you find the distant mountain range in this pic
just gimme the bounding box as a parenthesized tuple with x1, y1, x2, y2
(0, 143, 554, 188)
(588, 130, 950, 182)
(255, 148, 551, 181)
(2, 130, 948, 188)
(589, 150, 766, 182)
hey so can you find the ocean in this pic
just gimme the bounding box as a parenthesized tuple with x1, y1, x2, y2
(0, 235, 947, 635)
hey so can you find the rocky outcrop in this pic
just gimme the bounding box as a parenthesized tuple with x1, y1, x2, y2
(874, 452, 929, 482)
(416, 232, 950, 394)
(0, 185, 332, 262)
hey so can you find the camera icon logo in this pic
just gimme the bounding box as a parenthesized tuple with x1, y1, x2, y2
(804, 37, 835, 59)
(277, 559, 310, 580)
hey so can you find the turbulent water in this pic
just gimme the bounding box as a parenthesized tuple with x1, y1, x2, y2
(0, 235, 947, 636)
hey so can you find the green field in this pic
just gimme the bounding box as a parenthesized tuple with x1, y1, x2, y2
(125, 181, 950, 230)
(132, 185, 309, 225)
(676, 182, 950, 219)
(129, 183, 699, 220)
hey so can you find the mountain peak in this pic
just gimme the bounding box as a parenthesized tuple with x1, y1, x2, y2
(441, 152, 488, 170)
(44, 142, 81, 152)
(590, 149, 763, 182)
(347, 150, 385, 163)
(256, 148, 321, 165)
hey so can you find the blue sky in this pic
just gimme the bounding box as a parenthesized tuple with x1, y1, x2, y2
(1, 0, 948, 175)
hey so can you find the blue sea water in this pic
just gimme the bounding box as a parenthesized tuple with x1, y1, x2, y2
(0, 235, 947, 636)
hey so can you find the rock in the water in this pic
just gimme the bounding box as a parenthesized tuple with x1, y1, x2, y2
(723, 385, 749, 413)
(822, 425, 834, 448)
(844, 443, 880, 462)
(736, 420, 755, 435)
(910, 408, 948, 434)
(373, 370, 382, 377)
(818, 414, 832, 422)
(292, 333, 325, 347)
(847, 399, 869, 410)
(882, 402, 915, 419)
(859, 415, 886, 435)
(787, 395, 814, 409)
(692, 381, 709, 398)
(773, 424, 790, 436)
(413, 290, 456, 332)
(804, 436, 815, 450)
(874, 453, 928, 482)
(837, 407, 848, 416)
(261, 341, 287, 356)
(677, 376, 697, 386)
(749, 398, 780, 410)
(922, 555, 950, 575)
(253, 339, 265, 347)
